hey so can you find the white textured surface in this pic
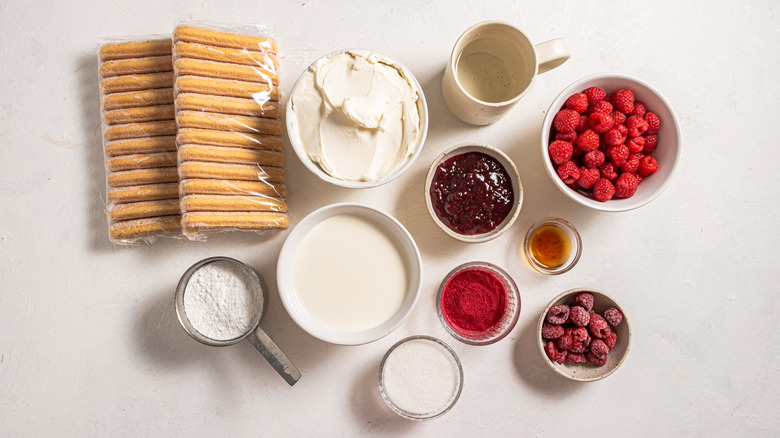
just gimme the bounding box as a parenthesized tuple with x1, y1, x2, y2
(1, 0, 779, 436)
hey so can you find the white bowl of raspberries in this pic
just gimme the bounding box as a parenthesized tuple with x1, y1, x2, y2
(542, 73, 681, 211)
(537, 288, 631, 382)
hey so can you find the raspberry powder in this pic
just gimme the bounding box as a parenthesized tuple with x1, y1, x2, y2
(441, 268, 507, 333)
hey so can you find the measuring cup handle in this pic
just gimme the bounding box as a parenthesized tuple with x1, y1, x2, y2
(535, 38, 571, 74)
(248, 327, 302, 386)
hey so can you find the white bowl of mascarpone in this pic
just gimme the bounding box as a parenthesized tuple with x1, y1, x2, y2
(286, 49, 428, 188)
(276, 203, 423, 345)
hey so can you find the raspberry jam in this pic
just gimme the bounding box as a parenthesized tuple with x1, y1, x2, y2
(430, 151, 514, 235)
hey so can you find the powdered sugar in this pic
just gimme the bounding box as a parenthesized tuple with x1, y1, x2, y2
(183, 260, 262, 341)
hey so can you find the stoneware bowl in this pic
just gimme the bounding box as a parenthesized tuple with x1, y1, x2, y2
(541, 73, 681, 212)
(425, 143, 523, 243)
(537, 288, 631, 382)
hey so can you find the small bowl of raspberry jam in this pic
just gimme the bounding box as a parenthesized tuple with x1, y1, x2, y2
(425, 143, 523, 243)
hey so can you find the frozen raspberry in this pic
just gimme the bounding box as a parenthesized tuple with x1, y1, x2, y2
(644, 112, 661, 134)
(626, 115, 649, 137)
(582, 149, 606, 169)
(603, 308, 624, 327)
(611, 110, 626, 125)
(614, 172, 640, 198)
(610, 89, 635, 114)
(571, 326, 589, 342)
(575, 292, 594, 311)
(632, 101, 647, 118)
(583, 86, 606, 104)
(575, 129, 600, 152)
(553, 109, 580, 132)
(548, 140, 573, 164)
(638, 156, 658, 177)
(545, 341, 567, 364)
(546, 304, 570, 324)
(603, 332, 617, 351)
(556, 328, 574, 351)
(604, 126, 627, 146)
(620, 154, 641, 174)
(569, 306, 591, 326)
(586, 350, 607, 366)
(576, 168, 600, 190)
(565, 93, 589, 113)
(600, 162, 618, 181)
(566, 353, 587, 364)
(593, 178, 615, 202)
(588, 111, 615, 133)
(568, 339, 588, 354)
(643, 134, 659, 154)
(557, 160, 581, 185)
(541, 322, 564, 339)
(625, 136, 646, 154)
(588, 313, 612, 339)
(606, 144, 630, 167)
(591, 100, 613, 114)
(575, 115, 590, 133)
(590, 339, 609, 360)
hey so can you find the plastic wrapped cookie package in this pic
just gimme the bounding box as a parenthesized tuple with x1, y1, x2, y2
(172, 21, 289, 241)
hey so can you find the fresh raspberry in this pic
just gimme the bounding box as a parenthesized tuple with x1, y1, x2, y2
(576, 168, 600, 190)
(588, 313, 612, 339)
(625, 136, 646, 154)
(566, 353, 587, 364)
(603, 332, 617, 351)
(587, 350, 607, 366)
(626, 115, 649, 137)
(575, 292, 594, 311)
(557, 160, 581, 185)
(590, 339, 609, 359)
(638, 156, 658, 177)
(571, 145, 585, 158)
(565, 93, 589, 113)
(582, 149, 606, 169)
(569, 306, 591, 326)
(555, 131, 577, 142)
(553, 109, 580, 132)
(600, 162, 619, 181)
(620, 154, 641, 174)
(571, 326, 589, 342)
(583, 86, 607, 105)
(592, 178, 615, 202)
(643, 134, 659, 154)
(606, 144, 630, 167)
(575, 129, 600, 152)
(644, 112, 661, 134)
(556, 328, 575, 351)
(546, 304, 571, 325)
(575, 115, 590, 133)
(604, 125, 627, 146)
(545, 341, 567, 364)
(611, 110, 626, 125)
(588, 111, 615, 133)
(614, 172, 640, 198)
(603, 308, 624, 327)
(610, 88, 635, 114)
(591, 100, 614, 114)
(548, 140, 573, 164)
(632, 101, 647, 118)
(542, 322, 565, 339)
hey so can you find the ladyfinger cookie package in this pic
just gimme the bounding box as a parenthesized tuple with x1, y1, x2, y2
(172, 23, 289, 240)
(98, 37, 182, 244)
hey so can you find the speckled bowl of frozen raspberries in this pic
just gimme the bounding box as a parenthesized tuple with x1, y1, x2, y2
(537, 288, 631, 382)
(541, 73, 681, 212)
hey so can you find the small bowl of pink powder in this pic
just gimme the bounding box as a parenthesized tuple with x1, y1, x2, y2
(436, 261, 521, 346)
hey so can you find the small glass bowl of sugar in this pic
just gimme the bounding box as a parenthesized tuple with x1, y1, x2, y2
(378, 336, 463, 420)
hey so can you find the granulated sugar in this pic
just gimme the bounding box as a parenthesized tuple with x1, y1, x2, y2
(183, 260, 262, 341)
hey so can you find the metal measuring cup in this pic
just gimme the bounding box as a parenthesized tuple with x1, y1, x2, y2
(174, 256, 301, 386)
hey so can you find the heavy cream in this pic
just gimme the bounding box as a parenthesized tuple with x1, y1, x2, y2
(289, 50, 422, 182)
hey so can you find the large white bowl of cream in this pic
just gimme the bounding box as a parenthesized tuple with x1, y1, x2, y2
(277, 203, 422, 345)
(286, 49, 428, 188)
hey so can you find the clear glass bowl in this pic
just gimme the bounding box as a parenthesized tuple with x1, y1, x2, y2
(523, 217, 582, 275)
(436, 262, 521, 346)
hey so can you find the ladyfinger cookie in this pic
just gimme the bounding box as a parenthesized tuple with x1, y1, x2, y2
(99, 56, 173, 78)
(182, 212, 289, 234)
(175, 93, 281, 119)
(176, 128, 282, 151)
(107, 167, 179, 187)
(173, 25, 277, 53)
(105, 136, 176, 156)
(104, 120, 177, 141)
(178, 144, 283, 167)
(109, 215, 182, 241)
(102, 88, 174, 111)
(107, 182, 179, 204)
(174, 75, 279, 101)
(103, 105, 175, 125)
(173, 58, 279, 85)
(178, 161, 285, 183)
(180, 178, 286, 198)
(173, 42, 279, 70)
(181, 194, 287, 213)
(98, 40, 172, 62)
(176, 110, 281, 136)
(107, 152, 178, 172)
(108, 199, 181, 222)
(100, 72, 174, 94)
